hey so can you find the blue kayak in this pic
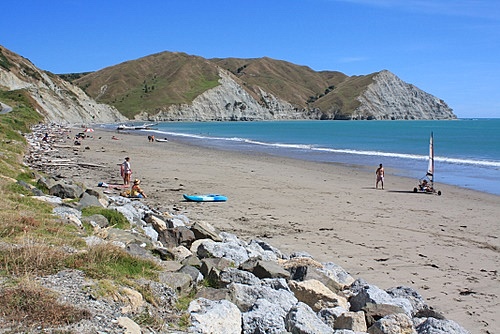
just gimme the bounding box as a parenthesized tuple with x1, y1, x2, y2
(183, 194, 228, 202)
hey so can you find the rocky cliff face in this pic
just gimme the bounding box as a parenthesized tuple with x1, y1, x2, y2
(134, 68, 455, 122)
(0, 46, 126, 124)
(138, 70, 301, 121)
(354, 70, 456, 120)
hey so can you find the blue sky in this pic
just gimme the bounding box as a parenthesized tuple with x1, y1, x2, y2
(2, 0, 499, 118)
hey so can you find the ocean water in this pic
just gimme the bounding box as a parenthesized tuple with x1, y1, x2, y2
(107, 119, 500, 196)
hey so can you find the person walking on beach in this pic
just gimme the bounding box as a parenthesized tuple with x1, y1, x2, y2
(121, 157, 132, 185)
(376, 163, 385, 189)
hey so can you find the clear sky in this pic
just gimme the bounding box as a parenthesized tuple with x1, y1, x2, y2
(2, 0, 499, 118)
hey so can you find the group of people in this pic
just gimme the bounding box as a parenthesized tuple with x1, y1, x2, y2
(120, 157, 147, 198)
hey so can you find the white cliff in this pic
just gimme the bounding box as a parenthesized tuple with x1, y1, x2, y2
(354, 70, 455, 120)
(0, 46, 126, 124)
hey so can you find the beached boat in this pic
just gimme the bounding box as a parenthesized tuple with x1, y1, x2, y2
(183, 194, 227, 202)
(413, 132, 441, 195)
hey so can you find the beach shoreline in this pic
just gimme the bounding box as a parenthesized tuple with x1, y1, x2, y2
(54, 127, 499, 333)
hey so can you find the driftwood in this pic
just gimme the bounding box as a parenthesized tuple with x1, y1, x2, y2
(40, 162, 106, 168)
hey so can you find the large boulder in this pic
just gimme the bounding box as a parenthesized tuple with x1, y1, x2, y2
(197, 240, 249, 266)
(240, 258, 290, 279)
(288, 279, 349, 311)
(414, 317, 471, 334)
(367, 313, 416, 334)
(228, 278, 297, 313)
(242, 298, 288, 334)
(285, 302, 335, 334)
(188, 298, 241, 334)
(49, 181, 83, 199)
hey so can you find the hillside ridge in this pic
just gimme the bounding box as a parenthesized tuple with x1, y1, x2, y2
(0, 46, 456, 123)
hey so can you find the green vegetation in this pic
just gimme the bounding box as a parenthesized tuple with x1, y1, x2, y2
(0, 49, 13, 71)
(57, 72, 93, 82)
(81, 206, 130, 229)
(0, 90, 188, 331)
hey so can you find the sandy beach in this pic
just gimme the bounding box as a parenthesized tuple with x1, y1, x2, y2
(51, 128, 499, 333)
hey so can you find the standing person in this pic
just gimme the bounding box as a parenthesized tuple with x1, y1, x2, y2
(121, 157, 132, 185)
(376, 163, 385, 189)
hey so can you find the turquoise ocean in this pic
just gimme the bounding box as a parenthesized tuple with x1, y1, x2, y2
(106, 119, 500, 196)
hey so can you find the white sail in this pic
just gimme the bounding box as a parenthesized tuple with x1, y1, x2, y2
(426, 132, 434, 183)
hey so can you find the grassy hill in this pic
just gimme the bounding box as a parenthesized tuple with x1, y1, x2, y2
(72, 51, 376, 120)
(74, 52, 220, 119)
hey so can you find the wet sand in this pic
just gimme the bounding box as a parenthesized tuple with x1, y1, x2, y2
(59, 128, 499, 333)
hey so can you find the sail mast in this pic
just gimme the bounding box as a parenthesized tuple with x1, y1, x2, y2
(426, 132, 434, 184)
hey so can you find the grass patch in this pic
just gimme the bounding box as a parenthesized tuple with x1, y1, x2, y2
(81, 206, 130, 229)
(0, 278, 91, 327)
(66, 243, 160, 281)
(0, 238, 69, 277)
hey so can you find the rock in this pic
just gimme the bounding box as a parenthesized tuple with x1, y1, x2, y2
(242, 298, 288, 334)
(105, 228, 151, 247)
(240, 258, 290, 279)
(349, 279, 412, 316)
(77, 192, 104, 209)
(362, 303, 407, 328)
(144, 213, 168, 232)
(317, 306, 349, 328)
(228, 279, 297, 313)
(248, 239, 286, 259)
(285, 302, 334, 334)
(367, 313, 416, 334)
(158, 271, 193, 294)
(188, 298, 242, 334)
(334, 311, 367, 332)
(191, 220, 223, 242)
(246, 240, 279, 261)
(84, 188, 109, 207)
(169, 245, 193, 262)
(219, 268, 262, 288)
(311, 262, 355, 292)
(386, 286, 427, 316)
(200, 258, 235, 287)
(53, 206, 82, 219)
(178, 265, 203, 283)
(32, 195, 63, 204)
(195, 286, 230, 301)
(288, 279, 349, 312)
(414, 317, 471, 334)
(81, 213, 109, 228)
(37, 176, 58, 190)
(125, 243, 155, 260)
(117, 316, 141, 334)
(17, 180, 43, 196)
(157, 226, 195, 248)
(181, 255, 203, 268)
(49, 181, 84, 199)
(197, 239, 249, 266)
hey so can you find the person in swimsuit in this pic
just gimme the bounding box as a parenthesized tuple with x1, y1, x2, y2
(376, 163, 385, 189)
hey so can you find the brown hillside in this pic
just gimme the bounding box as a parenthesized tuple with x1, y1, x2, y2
(212, 57, 347, 107)
(75, 52, 220, 118)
